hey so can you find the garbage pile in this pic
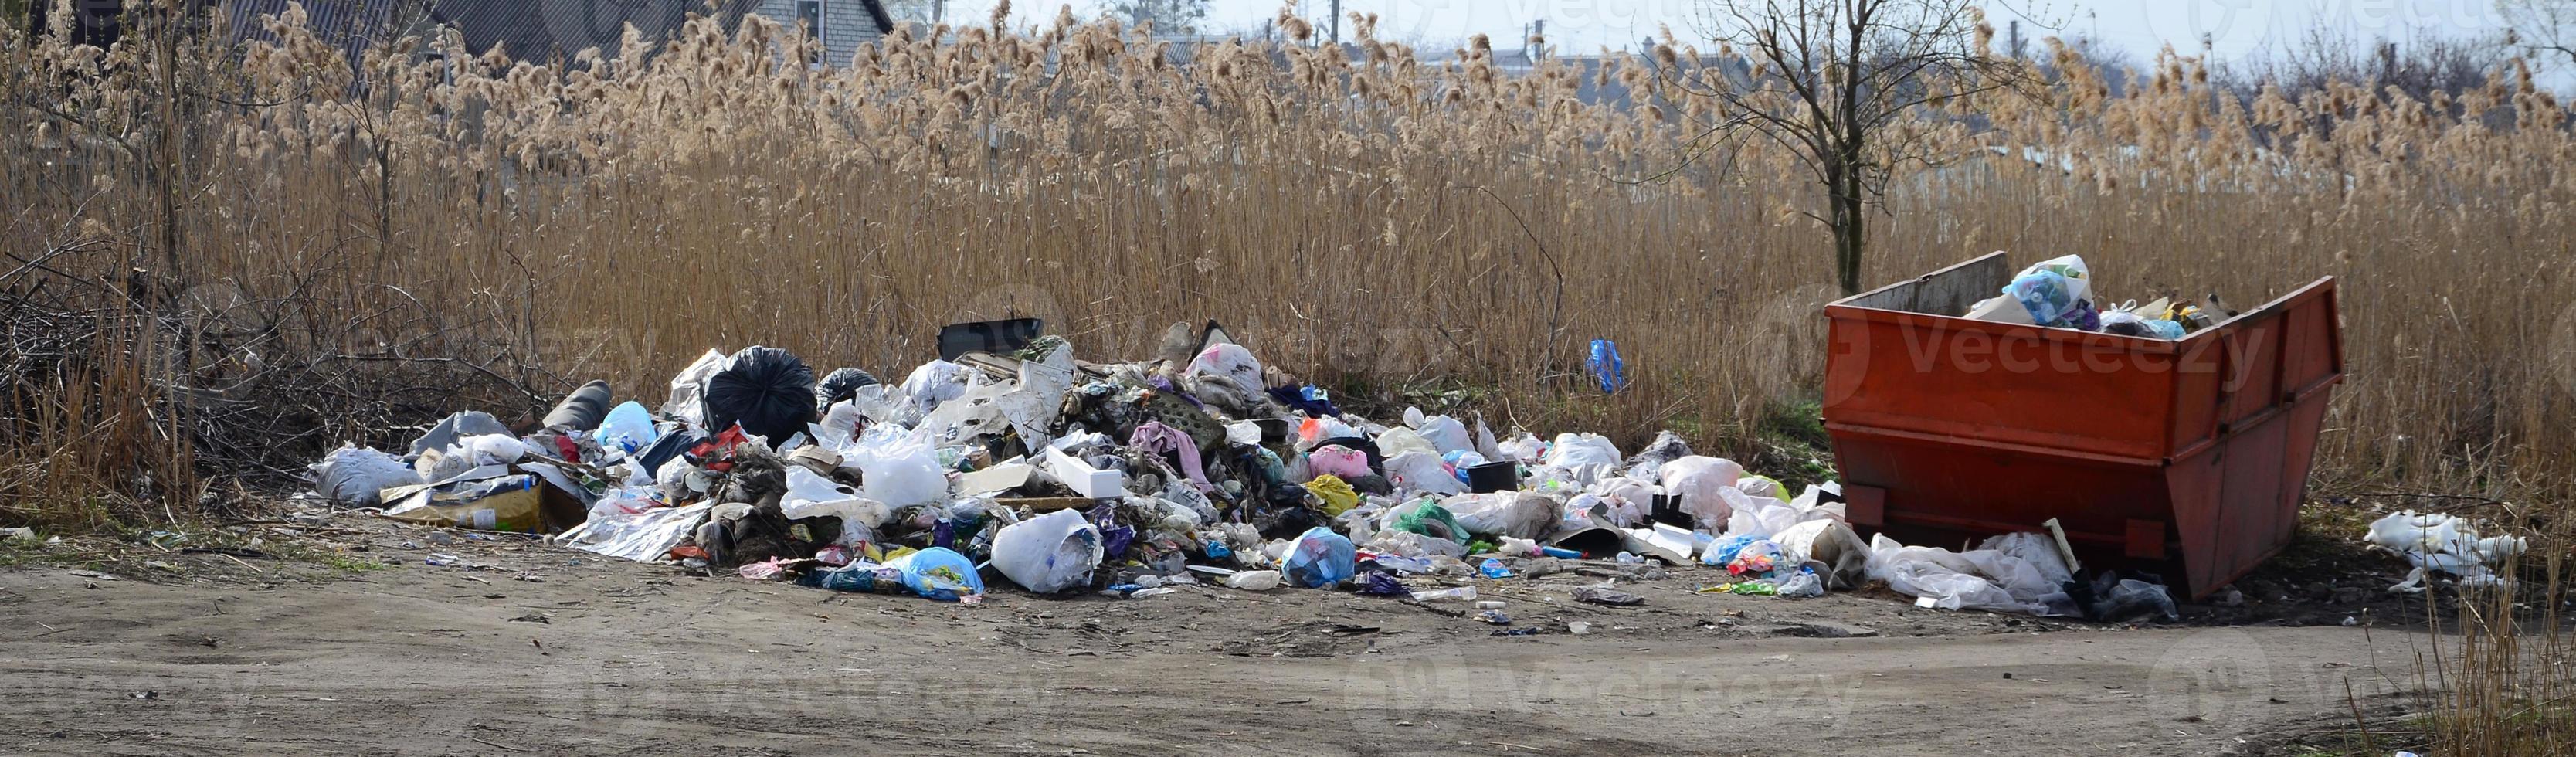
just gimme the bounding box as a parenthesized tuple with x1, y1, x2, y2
(1963, 254, 2228, 338)
(307, 322, 2167, 619)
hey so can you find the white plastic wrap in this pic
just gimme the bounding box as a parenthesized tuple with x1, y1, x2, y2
(991, 509, 1104, 593)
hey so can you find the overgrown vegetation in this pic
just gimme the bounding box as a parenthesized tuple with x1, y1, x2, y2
(1, 3, 2571, 749)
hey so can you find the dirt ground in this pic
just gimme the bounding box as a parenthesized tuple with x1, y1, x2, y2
(0, 514, 2445, 756)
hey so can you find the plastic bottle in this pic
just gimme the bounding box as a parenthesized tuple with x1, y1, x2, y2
(1614, 551, 1644, 565)
(1224, 569, 1282, 591)
(1538, 546, 1583, 559)
(1410, 586, 1478, 602)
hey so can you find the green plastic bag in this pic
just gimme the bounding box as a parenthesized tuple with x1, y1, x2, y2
(1393, 501, 1469, 543)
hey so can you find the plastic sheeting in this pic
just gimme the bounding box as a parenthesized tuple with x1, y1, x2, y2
(309, 444, 421, 507)
(556, 503, 712, 562)
(2365, 511, 2529, 591)
(1865, 533, 2074, 616)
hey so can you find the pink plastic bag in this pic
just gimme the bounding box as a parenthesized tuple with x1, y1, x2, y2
(1307, 445, 1372, 480)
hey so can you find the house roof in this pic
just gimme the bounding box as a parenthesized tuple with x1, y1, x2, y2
(224, 0, 896, 64)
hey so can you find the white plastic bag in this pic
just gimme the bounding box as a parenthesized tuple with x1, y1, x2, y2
(1735, 475, 1787, 501)
(2366, 511, 2528, 591)
(1186, 343, 1265, 395)
(1225, 569, 1282, 591)
(1771, 518, 1870, 589)
(589, 486, 666, 518)
(901, 359, 970, 416)
(1442, 491, 1561, 540)
(918, 345, 1077, 450)
(1375, 426, 1440, 460)
(662, 349, 730, 429)
(1775, 569, 1824, 598)
(405, 410, 511, 459)
(1381, 450, 1464, 496)
(1536, 433, 1621, 486)
(843, 426, 950, 508)
(310, 444, 422, 507)
(1403, 408, 1472, 454)
(991, 509, 1103, 593)
(1368, 528, 1469, 559)
(415, 433, 529, 482)
(1979, 532, 2075, 589)
(1725, 492, 1836, 541)
(1576, 477, 1655, 528)
(781, 467, 892, 545)
(1865, 534, 2067, 615)
(1660, 457, 1748, 529)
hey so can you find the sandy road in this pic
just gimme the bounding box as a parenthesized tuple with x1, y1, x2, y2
(0, 531, 2428, 756)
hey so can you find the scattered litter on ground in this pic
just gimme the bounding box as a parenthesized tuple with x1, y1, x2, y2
(297, 321, 2222, 621)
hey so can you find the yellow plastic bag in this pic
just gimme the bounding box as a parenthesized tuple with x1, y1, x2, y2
(1302, 475, 1360, 516)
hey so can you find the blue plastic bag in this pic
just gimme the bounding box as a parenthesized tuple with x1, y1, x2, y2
(1283, 527, 1356, 588)
(1701, 533, 1760, 567)
(1586, 339, 1627, 394)
(887, 547, 985, 601)
(802, 562, 895, 593)
(596, 401, 659, 456)
(2007, 270, 2079, 326)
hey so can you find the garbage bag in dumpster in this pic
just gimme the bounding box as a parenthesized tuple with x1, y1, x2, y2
(702, 346, 818, 444)
(1823, 252, 2343, 599)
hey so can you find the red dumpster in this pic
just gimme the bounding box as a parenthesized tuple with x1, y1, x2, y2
(1821, 252, 2343, 599)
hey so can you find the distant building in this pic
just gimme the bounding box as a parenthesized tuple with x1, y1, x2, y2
(750, 0, 894, 66)
(36, 1, 892, 68)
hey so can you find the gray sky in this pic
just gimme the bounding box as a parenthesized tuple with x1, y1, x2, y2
(933, 1, 2526, 63)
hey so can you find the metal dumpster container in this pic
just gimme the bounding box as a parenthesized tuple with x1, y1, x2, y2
(1821, 252, 2343, 599)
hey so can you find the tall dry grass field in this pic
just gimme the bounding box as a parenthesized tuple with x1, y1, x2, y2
(2, 2, 2571, 750)
(1, 4, 2567, 508)
(5, 2, 2571, 512)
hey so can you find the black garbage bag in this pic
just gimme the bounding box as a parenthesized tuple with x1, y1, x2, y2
(541, 379, 613, 432)
(813, 368, 881, 407)
(701, 346, 817, 443)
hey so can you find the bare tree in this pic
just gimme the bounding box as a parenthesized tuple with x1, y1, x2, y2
(1666, 0, 2043, 294)
(1095, 0, 1206, 35)
(2502, 0, 2576, 70)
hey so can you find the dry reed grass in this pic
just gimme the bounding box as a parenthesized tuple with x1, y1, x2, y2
(2, 0, 2567, 514)
(3, 3, 2572, 750)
